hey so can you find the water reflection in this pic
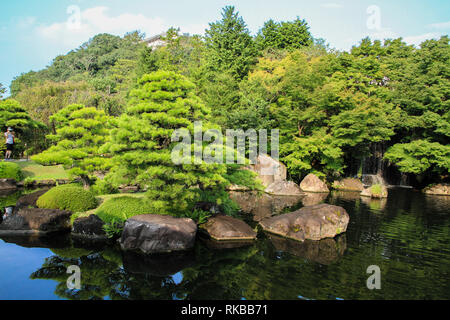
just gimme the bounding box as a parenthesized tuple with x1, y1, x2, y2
(1, 188, 450, 300)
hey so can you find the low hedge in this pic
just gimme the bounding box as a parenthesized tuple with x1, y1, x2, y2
(0, 162, 23, 181)
(96, 196, 152, 224)
(37, 184, 98, 213)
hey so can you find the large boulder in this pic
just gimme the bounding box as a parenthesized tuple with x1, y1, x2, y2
(300, 174, 329, 193)
(265, 180, 302, 196)
(259, 204, 349, 242)
(248, 154, 287, 187)
(423, 183, 450, 196)
(361, 184, 388, 198)
(120, 214, 197, 254)
(72, 214, 107, 239)
(200, 215, 256, 241)
(0, 207, 72, 236)
(332, 178, 364, 192)
(0, 179, 16, 191)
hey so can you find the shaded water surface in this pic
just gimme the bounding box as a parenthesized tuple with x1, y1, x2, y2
(0, 188, 449, 300)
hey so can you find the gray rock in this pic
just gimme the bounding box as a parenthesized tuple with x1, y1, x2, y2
(0, 207, 72, 236)
(200, 215, 256, 241)
(259, 204, 349, 242)
(72, 214, 107, 238)
(14, 189, 49, 211)
(300, 174, 329, 193)
(265, 180, 302, 196)
(248, 154, 287, 187)
(120, 214, 197, 254)
(0, 179, 16, 191)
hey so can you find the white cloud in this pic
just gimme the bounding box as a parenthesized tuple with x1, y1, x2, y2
(320, 3, 343, 9)
(403, 32, 441, 47)
(35, 6, 167, 48)
(428, 21, 450, 29)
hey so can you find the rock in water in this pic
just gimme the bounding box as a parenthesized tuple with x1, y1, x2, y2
(265, 180, 302, 196)
(332, 178, 364, 191)
(248, 154, 287, 187)
(300, 174, 329, 193)
(120, 214, 197, 254)
(360, 184, 388, 198)
(14, 189, 49, 211)
(200, 215, 257, 241)
(259, 204, 349, 242)
(423, 184, 450, 196)
(0, 207, 72, 235)
(72, 214, 107, 238)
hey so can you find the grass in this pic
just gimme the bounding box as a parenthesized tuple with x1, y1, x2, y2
(16, 161, 69, 181)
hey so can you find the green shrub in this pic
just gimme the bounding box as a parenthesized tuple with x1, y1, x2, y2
(36, 184, 98, 213)
(0, 162, 23, 181)
(96, 196, 152, 224)
(96, 196, 152, 238)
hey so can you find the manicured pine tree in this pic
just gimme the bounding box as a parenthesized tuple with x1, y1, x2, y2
(103, 71, 236, 216)
(32, 104, 112, 188)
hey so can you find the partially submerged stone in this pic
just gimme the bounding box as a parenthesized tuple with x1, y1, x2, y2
(120, 214, 197, 254)
(259, 204, 349, 242)
(200, 215, 256, 241)
(423, 183, 450, 196)
(72, 214, 107, 239)
(14, 189, 49, 211)
(332, 178, 364, 192)
(300, 174, 329, 193)
(361, 184, 388, 198)
(248, 154, 287, 187)
(265, 180, 302, 196)
(0, 207, 72, 236)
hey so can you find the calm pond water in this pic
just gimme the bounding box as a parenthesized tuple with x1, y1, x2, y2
(0, 188, 449, 300)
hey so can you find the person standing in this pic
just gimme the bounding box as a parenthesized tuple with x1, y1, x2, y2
(4, 127, 14, 160)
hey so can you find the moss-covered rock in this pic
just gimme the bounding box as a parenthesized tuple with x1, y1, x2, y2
(95, 196, 152, 224)
(36, 184, 97, 213)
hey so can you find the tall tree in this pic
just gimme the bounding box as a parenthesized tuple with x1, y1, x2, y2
(204, 6, 257, 80)
(32, 104, 112, 188)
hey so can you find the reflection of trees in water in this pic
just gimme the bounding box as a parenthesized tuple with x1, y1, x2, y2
(28, 190, 450, 300)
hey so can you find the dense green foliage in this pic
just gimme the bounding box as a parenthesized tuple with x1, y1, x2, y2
(0, 99, 47, 156)
(96, 196, 151, 224)
(31, 104, 112, 186)
(36, 184, 97, 212)
(0, 162, 23, 180)
(4, 6, 449, 189)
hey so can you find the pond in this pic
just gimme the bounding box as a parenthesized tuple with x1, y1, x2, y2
(0, 188, 449, 300)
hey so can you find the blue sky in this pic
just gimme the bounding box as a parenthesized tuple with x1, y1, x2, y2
(1, 0, 449, 94)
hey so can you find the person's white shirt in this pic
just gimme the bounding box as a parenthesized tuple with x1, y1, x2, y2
(5, 131, 13, 144)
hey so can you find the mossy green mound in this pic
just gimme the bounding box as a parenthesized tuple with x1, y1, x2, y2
(0, 162, 23, 181)
(96, 196, 152, 224)
(37, 184, 97, 213)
